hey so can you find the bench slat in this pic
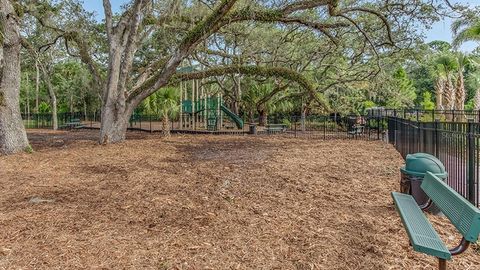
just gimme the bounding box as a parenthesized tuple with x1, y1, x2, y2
(421, 172, 480, 242)
(391, 192, 451, 260)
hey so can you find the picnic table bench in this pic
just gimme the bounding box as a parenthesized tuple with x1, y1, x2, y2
(266, 124, 287, 134)
(392, 172, 480, 270)
(61, 118, 84, 129)
(348, 124, 364, 135)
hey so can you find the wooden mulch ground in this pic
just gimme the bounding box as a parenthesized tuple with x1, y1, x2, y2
(0, 130, 478, 269)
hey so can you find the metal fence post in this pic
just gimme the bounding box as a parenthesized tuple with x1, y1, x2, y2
(467, 120, 475, 204)
(323, 116, 326, 140)
(149, 115, 152, 133)
(377, 117, 380, 140)
(415, 122, 419, 153)
(294, 116, 297, 138)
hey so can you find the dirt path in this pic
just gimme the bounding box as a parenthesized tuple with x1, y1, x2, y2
(0, 132, 478, 269)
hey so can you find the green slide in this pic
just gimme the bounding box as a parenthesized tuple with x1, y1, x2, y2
(220, 105, 244, 129)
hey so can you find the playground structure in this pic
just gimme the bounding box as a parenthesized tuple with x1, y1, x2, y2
(178, 73, 244, 131)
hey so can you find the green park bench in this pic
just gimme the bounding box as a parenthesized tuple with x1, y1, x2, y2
(391, 172, 480, 270)
(266, 124, 287, 134)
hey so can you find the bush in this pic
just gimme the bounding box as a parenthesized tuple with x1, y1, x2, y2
(281, 118, 291, 128)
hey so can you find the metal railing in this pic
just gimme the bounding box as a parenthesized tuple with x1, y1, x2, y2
(384, 109, 480, 123)
(21, 113, 100, 129)
(387, 117, 479, 207)
(252, 114, 387, 140)
(21, 112, 388, 140)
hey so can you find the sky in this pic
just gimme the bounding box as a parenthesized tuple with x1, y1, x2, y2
(82, 0, 479, 52)
(424, 0, 478, 52)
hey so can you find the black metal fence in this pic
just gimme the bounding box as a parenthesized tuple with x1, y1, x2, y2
(22, 113, 100, 129)
(253, 114, 387, 140)
(387, 117, 480, 207)
(21, 112, 388, 140)
(384, 109, 480, 123)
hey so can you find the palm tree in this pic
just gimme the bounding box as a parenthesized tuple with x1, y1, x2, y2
(475, 86, 480, 111)
(435, 55, 458, 116)
(242, 82, 294, 126)
(434, 77, 445, 110)
(242, 83, 274, 126)
(456, 54, 469, 107)
(468, 73, 480, 110)
(452, 16, 480, 48)
(144, 87, 180, 136)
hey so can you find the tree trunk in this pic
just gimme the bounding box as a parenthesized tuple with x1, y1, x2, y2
(443, 75, 455, 110)
(454, 71, 465, 121)
(443, 74, 455, 121)
(50, 92, 58, 130)
(233, 99, 240, 116)
(35, 61, 39, 113)
(99, 107, 130, 144)
(435, 77, 444, 110)
(70, 91, 74, 114)
(233, 75, 241, 115)
(162, 113, 170, 137)
(99, 48, 131, 144)
(26, 71, 30, 116)
(301, 107, 306, 132)
(42, 68, 57, 130)
(37, 64, 58, 129)
(99, 79, 131, 144)
(474, 88, 480, 111)
(258, 110, 267, 126)
(84, 99, 88, 121)
(0, 1, 30, 154)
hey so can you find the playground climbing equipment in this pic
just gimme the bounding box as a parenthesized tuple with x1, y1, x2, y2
(178, 71, 243, 131)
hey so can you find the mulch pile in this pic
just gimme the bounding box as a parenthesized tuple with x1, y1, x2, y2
(0, 130, 478, 269)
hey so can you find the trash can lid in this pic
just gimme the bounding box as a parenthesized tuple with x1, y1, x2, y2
(400, 153, 448, 178)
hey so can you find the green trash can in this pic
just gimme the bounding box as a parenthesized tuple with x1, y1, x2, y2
(400, 153, 448, 214)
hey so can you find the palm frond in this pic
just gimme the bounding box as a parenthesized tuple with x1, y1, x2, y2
(452, 21, 480, 48)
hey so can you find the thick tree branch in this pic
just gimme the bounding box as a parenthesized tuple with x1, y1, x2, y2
(103, 0, 113, 41)
(169, 65, 328, 110)
(64, 32, 104, 92)
(127, 0, 240, 105)
(337, 7, 394, 46)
